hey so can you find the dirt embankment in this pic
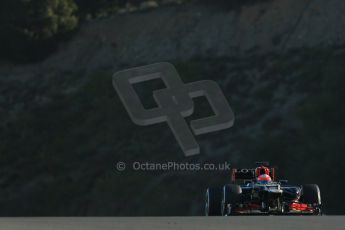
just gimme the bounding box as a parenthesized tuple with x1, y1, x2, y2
(0, 0, 344, 216)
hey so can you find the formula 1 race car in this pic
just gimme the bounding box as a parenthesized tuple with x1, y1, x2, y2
(205, 162, 322, 216)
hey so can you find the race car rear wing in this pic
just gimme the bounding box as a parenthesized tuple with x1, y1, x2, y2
(231, 167, 276, 182)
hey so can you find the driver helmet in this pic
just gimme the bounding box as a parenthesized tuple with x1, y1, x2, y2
(257, 174, 272, 183)
(255, 166, 270, 177)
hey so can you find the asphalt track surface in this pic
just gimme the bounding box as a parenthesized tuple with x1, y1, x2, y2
(0, 216, 344, 230)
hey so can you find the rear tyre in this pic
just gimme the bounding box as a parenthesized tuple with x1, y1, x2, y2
(205, 187, 222, 216)
(301, 184, 322, 215)
(221, 184, 242, 216)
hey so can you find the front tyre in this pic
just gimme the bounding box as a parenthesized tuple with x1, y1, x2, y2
(301, 184, 322, 215)
(221, 184, 242, 216)
(205, 187, 222, 216)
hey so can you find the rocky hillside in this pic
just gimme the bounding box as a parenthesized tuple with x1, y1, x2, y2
(0, 0, 344, 215)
